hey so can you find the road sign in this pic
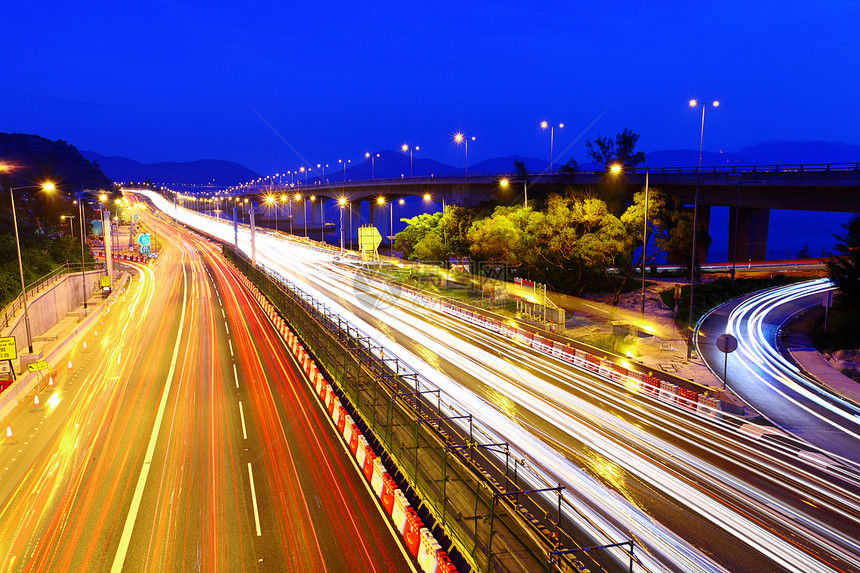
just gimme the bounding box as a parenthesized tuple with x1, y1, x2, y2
(358, 226, 382, 252)
(27, 360, 48, 372)
(0, 337, 17, 361)
(716, 333, 738, 389)
(138, 233, 151, 247)
(101, 276, 111, 288)
(140, 245, 151, 254)
(716, 333, 738, 353)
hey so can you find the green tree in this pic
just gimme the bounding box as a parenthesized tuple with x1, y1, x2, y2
(394, 212, 442, 260)
(439, 205, 478, 266)
(585, 128, 646, 170)
(827, 215, 860, 307)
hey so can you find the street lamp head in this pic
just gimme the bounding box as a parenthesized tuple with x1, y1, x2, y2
(610, 163, 623, 174)
(295, 193, 301, 201)
(310, 195, 316, 201)
(399, 198, 405, 205)
(423, 193, 431, 201)
(689, 99, 697, 107)
(712, 100, 720, 107)
(499, 178, 510, 187)
(266, 195, 274, 204)
(42, 182, 56, 192)
(339, 197, 347, 206)
(454, 132, 464, 144)
(365, 152, 370, 158)
(541, 121, 548, 129)
(377, 196, 385, 205)
(402, 144, 408, 152)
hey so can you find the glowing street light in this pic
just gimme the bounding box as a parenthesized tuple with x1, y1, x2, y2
(365, 152, 380, 179)
(402, 144, 419, 177)
(339, 197, 347, 252)
(541, 121, 564, 171)
(454, 133, 475, 175)
(8, 180, 57, 353)
(686, 98, 720, 360)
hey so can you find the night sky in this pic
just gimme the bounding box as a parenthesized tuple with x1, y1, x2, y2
(7, 1, 859, 174)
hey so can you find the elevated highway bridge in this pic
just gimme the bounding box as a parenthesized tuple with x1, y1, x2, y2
(169, 162, 860, 261)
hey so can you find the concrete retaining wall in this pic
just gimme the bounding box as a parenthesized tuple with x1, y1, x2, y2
(6, 270, 104, 353)
(0, 273, 130, 422)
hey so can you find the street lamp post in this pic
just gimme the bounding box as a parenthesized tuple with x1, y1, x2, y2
(78, 198, 88, 309)
(402, 144, 419, 177)
(9, 182, 56, 353)
(339, 197, 347, 253)
(454, 133, 475, 175)
(61, 214, 76, 236)
(641, 167, 650, 318)
(540, 121, 564, 171)
(365, 152, 379, 179)
(686, 98, 720, 361)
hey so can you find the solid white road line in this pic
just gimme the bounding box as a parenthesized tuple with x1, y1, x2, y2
(248, 463, 262, 536)
(111, 259, 189, 573)
(239, 401, 248, 439)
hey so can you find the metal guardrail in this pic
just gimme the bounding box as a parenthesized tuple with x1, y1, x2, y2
(1, 261, 105, 328)
(196, 162, 860, 195)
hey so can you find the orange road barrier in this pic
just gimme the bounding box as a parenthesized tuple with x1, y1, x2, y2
(381, 474, 397, 514)
(403, 508, 423, 557)
(362, 445, 376, 482)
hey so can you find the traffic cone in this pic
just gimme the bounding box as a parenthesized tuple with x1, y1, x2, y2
(68, 360, 72, 370)
(34, 395, 40, 407)
(83, 341, 88, 350)
(6, 426, 12, 440)
(48, 377, 54, 387)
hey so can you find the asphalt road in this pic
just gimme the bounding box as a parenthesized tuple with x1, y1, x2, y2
(0, 214, 411, 572)
(698, 280, 860, 465)
(140, 192, 860, 573)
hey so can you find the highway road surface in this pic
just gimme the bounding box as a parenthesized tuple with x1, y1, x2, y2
(0, 213, 411, 572)
(144, 192, 860, 573)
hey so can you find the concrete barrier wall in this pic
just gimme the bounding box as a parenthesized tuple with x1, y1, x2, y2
(0, 272, 130, 422)
(6, 271, 104, 353)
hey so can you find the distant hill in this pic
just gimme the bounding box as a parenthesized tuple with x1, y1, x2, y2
(737, 141, 860, 165)
(0, 132, 113, 190)
(470, 155, 550, 174)
(81, 151, 260, 186)
(641, 149, 752, 168)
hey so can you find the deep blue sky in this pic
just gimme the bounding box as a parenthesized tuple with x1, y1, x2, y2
(6, 1, 859, 174)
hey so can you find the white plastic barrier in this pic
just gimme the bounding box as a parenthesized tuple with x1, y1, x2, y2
(342, 415, 355, 443)
(391, 489, 410, 535)
(418, 528, 442, 573)
(371, 457, 387, 497)
(331, 398, 342, 426)
(356, 435, 369, 466)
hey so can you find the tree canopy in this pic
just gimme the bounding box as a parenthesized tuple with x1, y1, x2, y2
(585, 128, 646, 170)
(827, 215, 860, 307)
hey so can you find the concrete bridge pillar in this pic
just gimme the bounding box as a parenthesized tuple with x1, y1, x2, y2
(729, 207, 771, 262)
(695, 205, 711, 264)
